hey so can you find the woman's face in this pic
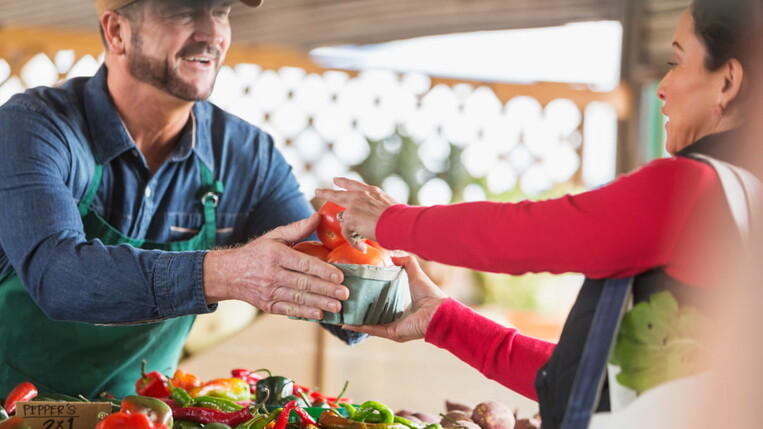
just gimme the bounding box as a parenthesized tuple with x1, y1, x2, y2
(657, 9, 727, 155)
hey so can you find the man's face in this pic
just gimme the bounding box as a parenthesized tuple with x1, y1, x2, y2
(124, 0, 233, 101)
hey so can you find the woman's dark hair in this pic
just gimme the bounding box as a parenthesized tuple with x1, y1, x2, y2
(691, 0, 762, 112)
(691, 0, 760, 72)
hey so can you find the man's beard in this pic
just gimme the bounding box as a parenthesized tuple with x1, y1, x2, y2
(127, 32, 220, 101)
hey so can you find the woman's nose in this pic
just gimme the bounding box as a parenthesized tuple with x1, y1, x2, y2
(656, 77, 667, 101)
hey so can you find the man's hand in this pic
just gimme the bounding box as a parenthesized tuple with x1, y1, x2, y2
(202, 213, 349, 320)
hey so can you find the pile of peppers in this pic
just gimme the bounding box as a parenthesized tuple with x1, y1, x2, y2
(135, 365, 351, 429)
(0, 365, 443, 429)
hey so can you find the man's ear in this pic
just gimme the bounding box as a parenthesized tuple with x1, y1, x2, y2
(719, 58, 744, 111)
(101, 11, 129, 54)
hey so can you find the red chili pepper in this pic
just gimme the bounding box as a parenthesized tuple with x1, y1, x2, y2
(273, 401, 296, 429)
(135, 361, 171, 398)
(3, 381, 37, 415)
(273, 400, 316, 429)
(292, 406, 317, 426)
(293, 384, 311, 395)
(231, 369, 269, 393)
(172, 406, 253, 426)
(95, 411, 169, 429)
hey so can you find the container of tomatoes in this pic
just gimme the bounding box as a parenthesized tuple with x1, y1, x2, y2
(290, 202, 410, 325)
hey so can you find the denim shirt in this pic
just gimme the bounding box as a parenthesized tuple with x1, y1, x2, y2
(0, 66, 363, 343)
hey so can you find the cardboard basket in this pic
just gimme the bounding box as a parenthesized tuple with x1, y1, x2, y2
(293, 263, 409, 325)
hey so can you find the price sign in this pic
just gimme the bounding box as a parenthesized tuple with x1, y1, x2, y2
(16, 401, 112, 429)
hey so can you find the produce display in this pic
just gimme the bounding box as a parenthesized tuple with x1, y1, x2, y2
(0, 366, 540, 429)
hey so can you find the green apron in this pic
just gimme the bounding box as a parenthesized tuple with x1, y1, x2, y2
(0, 152, 223, 399)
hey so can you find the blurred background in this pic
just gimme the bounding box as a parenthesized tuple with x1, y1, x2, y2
(0, 0, 690, 418)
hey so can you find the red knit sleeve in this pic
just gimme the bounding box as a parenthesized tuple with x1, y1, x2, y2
(425, 298, 555, 400)
(376, 157, 719, 280)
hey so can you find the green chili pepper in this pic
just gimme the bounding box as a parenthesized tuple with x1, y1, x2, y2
(319, 410, 408, 429)
(363, 415, 386, 424)
(173, 420, 204, 429)
(422, 424, 442, 429)
(170, 386, 193, 408)
(237, 408, 281, 429)
(338, 403, 356, 419)
(393, 416, 420, 429)
(352, 401, 394, 424)
(204, 424, 233, 429)
(192, 396, 244, 412)
(0, 404, 8, 421)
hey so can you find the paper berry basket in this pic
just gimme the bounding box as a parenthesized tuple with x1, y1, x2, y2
(293, 263, 410, 325)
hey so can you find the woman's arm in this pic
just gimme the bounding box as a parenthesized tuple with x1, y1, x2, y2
(425, 298, 555, 401)
(377, 157, 720, 279)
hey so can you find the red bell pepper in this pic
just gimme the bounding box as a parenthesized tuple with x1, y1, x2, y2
(3, 382, 37, 415)
(95, 412, 169, 429)
(135, 361, 171, 398)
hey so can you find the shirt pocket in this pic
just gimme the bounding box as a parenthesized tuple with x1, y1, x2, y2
(166, 212, 238, 243)
(165, 212, 205, 242)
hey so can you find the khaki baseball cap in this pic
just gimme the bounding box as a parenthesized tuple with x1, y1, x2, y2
(96, 0, 263, 16)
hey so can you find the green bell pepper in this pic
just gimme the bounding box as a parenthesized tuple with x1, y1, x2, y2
(255, 372, 294, 407)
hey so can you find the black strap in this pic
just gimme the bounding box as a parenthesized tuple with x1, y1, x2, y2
(560, 276, 633, 429)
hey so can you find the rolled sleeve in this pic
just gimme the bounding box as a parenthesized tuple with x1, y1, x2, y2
(153, 250, 216, 318)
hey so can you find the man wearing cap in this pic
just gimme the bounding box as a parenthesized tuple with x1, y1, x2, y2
(0, 0, 361, 398)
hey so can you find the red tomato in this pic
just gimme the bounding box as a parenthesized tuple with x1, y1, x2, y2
(317, 202, 346, 249)
(327, 242, 393, 266)
(365, 240, 394, 264)
(292, 241, 332, 261)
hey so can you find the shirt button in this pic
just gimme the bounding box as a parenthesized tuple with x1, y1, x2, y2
(144, 187, 152, 198)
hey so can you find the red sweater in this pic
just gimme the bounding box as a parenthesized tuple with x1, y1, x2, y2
(376, 157, 726, 400)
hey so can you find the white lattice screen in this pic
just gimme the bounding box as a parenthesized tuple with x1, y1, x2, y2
(0, 50, 617, 206)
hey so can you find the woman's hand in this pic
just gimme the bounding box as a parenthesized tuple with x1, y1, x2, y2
(315, 177, 398, 251)
(341, 255, 448, 342)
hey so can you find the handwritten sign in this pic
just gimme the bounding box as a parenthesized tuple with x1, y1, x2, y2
(16, 401, 112, 429)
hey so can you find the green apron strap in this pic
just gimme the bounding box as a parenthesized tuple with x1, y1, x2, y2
(197, 162, 224, 247)
(78, 162, 103, 216)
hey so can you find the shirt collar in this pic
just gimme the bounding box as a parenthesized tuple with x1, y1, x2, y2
(83, 65, 215, 173)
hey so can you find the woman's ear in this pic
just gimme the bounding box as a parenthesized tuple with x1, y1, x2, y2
(101, 11, 128, 54)
(719, 58, 745, 111)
